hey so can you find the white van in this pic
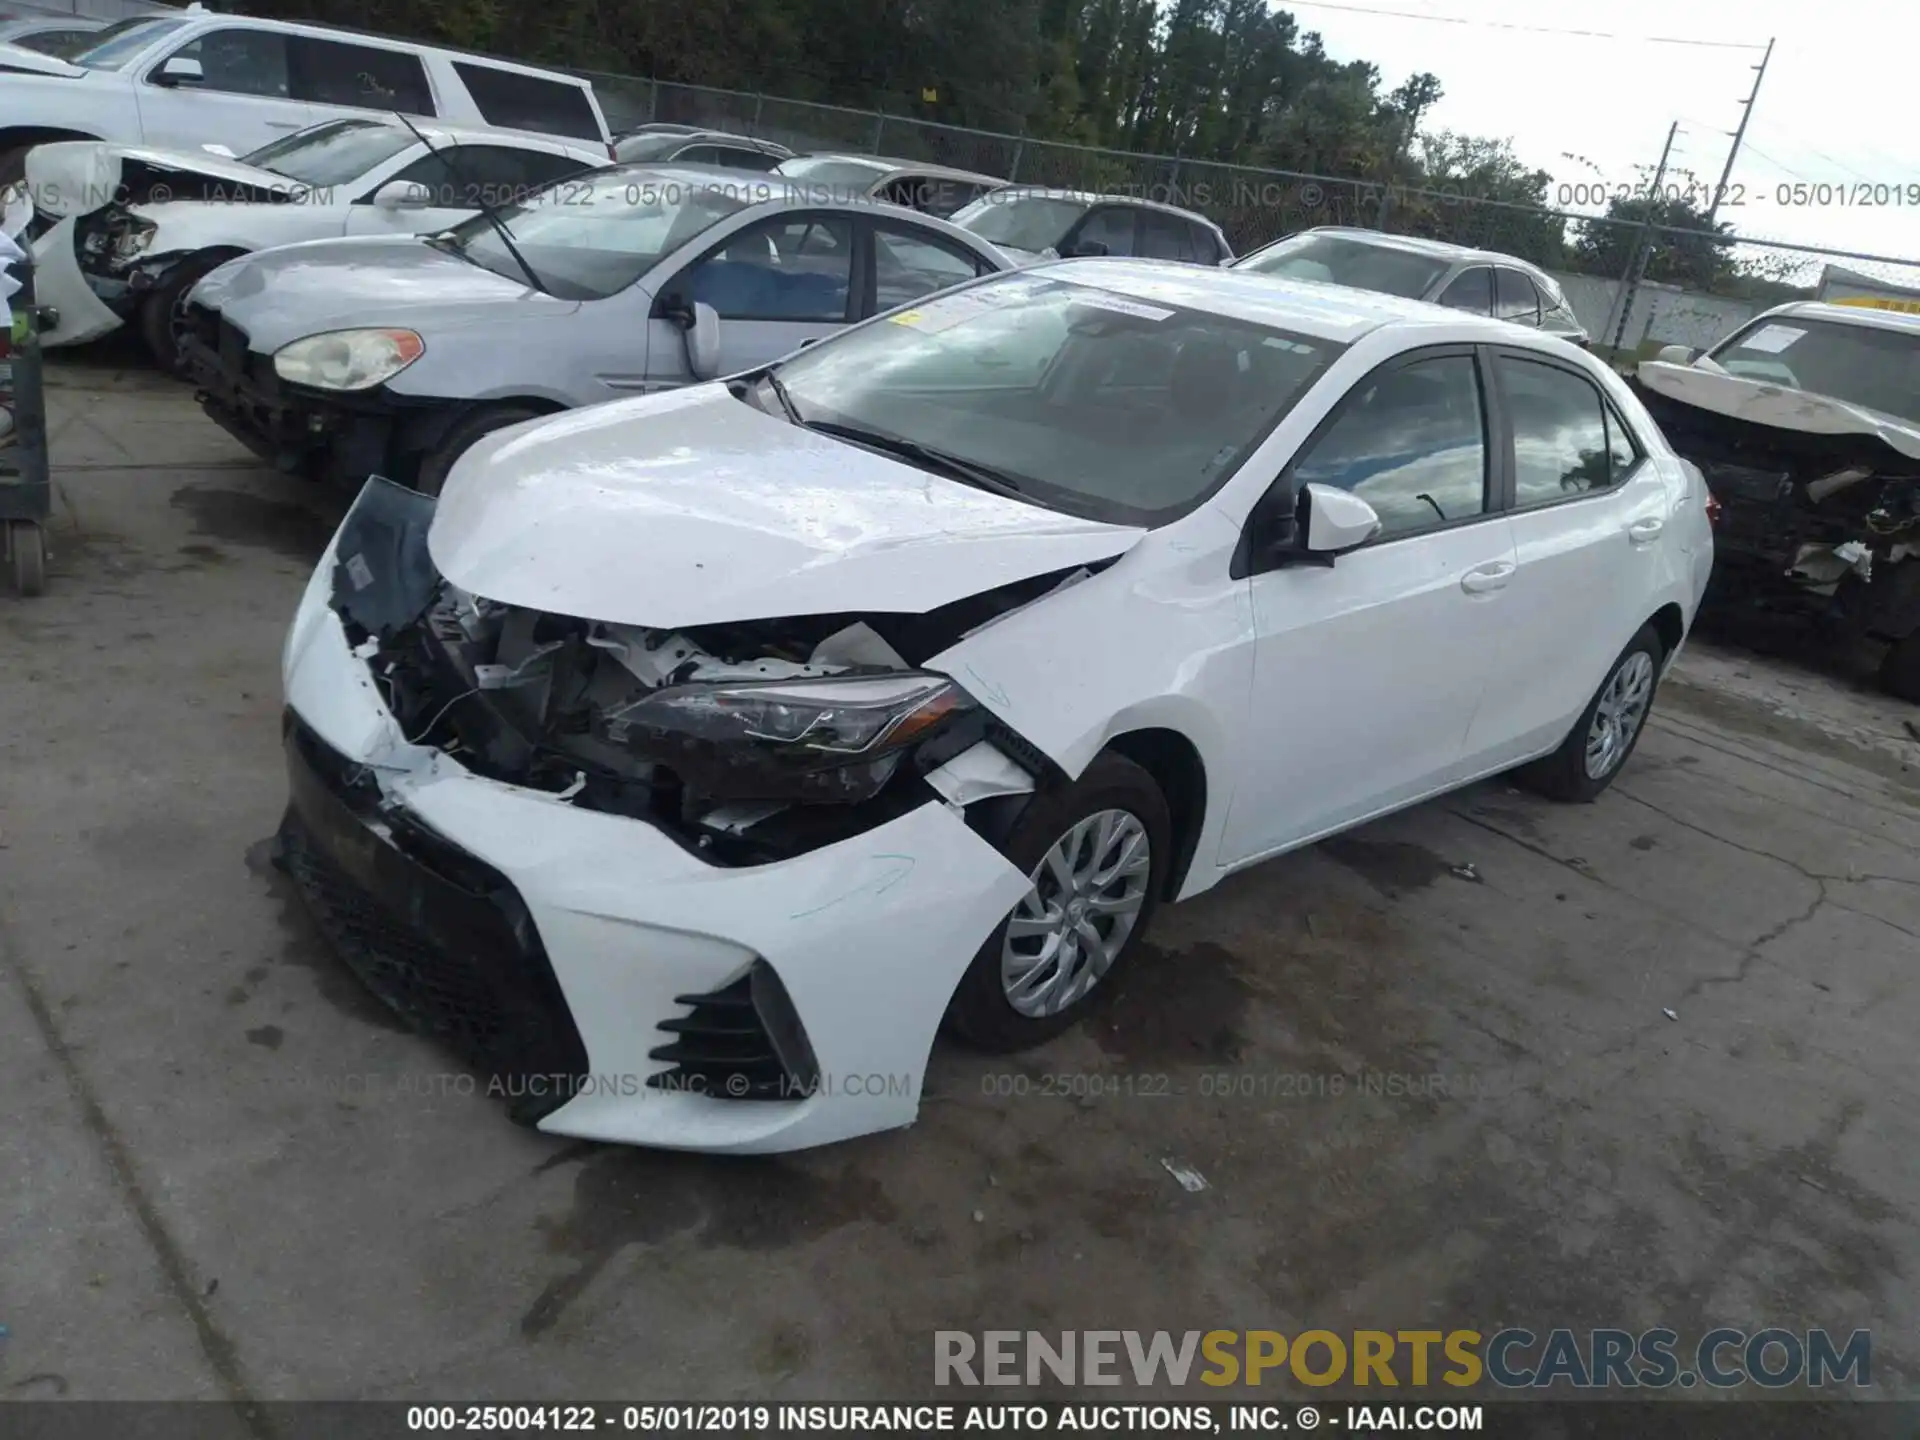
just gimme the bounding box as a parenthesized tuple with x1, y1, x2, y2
(0, 5, 613, 183)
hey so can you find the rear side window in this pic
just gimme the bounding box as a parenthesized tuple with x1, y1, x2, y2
(1072, 206, 1137, 257)
(1494, 268, 1542, 325)
(1499, 354, 1613, 506)
(1290, 353, 1489, 537)
(1139, 211, 1203, 263)
(871, 222, 991, 311)
(1435, 267, 1492, 314)
(288, 37, 434, 115)
(453, 62, 601, 142)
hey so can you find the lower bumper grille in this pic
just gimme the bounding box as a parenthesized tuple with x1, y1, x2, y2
(279, 716, 589, 1123)
(650, 962, 819, 1101)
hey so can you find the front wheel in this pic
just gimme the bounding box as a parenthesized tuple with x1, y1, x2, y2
(1519, 623, 1664, 802)
(139, 251, 240, 375)
(945, 752, 1171, 1052)
(412, 404, 548, 498)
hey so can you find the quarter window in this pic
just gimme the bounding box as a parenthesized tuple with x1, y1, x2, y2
(1291, 354, 1489, 537)
(1435, 267, 1492, 314)
(686, 215, 854, 322)
(1604, 402, 1641, 483)
(1499, 355, 1614, 506)
(288, 37, 434, 114)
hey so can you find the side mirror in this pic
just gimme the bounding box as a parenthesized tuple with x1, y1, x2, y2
(1654, 343, 1694, 365)
(372, 179, 433, 211)
(1298, 483, 1381, 559)
(680, 299, 722, 381)
(153, 54, 203, 87)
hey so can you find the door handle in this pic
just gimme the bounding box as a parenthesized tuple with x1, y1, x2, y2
(1627, 517, 1665, 544)
(1460, 561, 1515, 595)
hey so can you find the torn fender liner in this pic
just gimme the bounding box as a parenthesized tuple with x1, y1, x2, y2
(425, 383, 1145, 628)
(332, 476, 441, 640)
(1636, 361, 1920, 463)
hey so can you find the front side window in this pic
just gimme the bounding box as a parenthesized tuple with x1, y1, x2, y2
(1290, 354, 1488, 537)
(388, 145, 589, 204)
(1435, 266, 1493, 313)
(684, 214, 854, 322)
(872, 223, 989, 311)
(1070, 206, 1137, 257)
(69, 17, 185, 70)
(437, 172, 751, 300)
(157, 28, 289, 98)
(1707, 316, 1920, 424)
(1499, 355, 1613, 507)
(1237, 234, 1454, 299)
(1494, 268, 1542, 324)
(771, 272, 1345, 526)
(242, 119, 414, 186)
(948, 194, 1089, 254)
(288, 37, 433, 114)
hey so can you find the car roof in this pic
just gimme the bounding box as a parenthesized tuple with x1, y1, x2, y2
(329, 116, 597, 154)
(1025, 257, 1566, 343)
(1760, 300, 1920, 336)
(981, 186, 1226, 232)
(633, 129, 789, 151)
(1255, 226, 1562, 279)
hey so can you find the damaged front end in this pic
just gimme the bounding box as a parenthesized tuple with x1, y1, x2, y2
(1632, 371, 1920, 642)
(329, 479, 1057, 867)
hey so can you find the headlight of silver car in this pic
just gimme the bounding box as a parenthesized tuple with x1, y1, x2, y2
(273, 329, 425, 392)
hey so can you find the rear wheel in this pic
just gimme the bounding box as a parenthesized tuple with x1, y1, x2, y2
(413, 404, 548, 498)
(1519, 623, 1664, 802)
(945, 752, 1171, 1051)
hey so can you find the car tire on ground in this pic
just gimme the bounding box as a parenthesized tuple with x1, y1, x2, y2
(1878, 632, 1920, 704)
(945, 751, 1172, 1052)
(140, 251, 239, 375)
(413, 404, 549, 498)
(1519, 622, 1665, 803)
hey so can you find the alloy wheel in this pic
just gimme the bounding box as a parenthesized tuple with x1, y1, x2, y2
(1584, 650, 1655, 780)
(1000, 808, 1152, 1017)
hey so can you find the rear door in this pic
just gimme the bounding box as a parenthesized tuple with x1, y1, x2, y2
(1463, 346, 1672, 770)
(134, 26, 316, 151)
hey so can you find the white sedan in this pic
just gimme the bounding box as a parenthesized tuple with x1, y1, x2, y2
(276, 260, 1714, 1152)
(24, 117, 603, 366)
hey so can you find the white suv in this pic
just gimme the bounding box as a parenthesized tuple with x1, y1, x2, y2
(0, 6, 612, 184)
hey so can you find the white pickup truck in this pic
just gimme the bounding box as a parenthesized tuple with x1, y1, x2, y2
(0, 6, 612, 184)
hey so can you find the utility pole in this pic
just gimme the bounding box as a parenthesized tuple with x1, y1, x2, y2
(1607, 120, 1678, 355)
(1706, 37, 1774, 227)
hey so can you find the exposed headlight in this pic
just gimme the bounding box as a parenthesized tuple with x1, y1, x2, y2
(273, 329, 425, 391)
(600, 673, 976, 804)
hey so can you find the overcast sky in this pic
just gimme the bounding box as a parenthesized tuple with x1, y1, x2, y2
(1293, 0, 1920, 280)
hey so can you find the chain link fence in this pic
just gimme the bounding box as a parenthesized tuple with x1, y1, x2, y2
(590, 71, 1920, 359)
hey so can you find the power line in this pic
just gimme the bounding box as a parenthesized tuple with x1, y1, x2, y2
(1275, 0, 1768, 50)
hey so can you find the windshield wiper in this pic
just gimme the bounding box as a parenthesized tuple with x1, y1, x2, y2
(390, 111, 548, 296)
(803, 419, 1026, 498)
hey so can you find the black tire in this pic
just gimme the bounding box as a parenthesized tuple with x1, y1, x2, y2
(1880, 632, 1920, 704)
(7, 520, 47, 598)
(1519, 623, 1665, 803)
(945, 751, 1172, 1052)
(413, 404, 548, 498)
(139, 251, 238, 375)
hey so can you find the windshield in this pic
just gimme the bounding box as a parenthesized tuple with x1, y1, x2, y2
(774, 156, 888, 191)
(949, 195, 1089, 254)
(240, 120, 415, 186)
(1235, 234, 1452, 299)
(65, 16, 184, 70)
(439, 172, 754, 300)
(771, 271, 1344, 526)
(1707, 316, 1920, 424)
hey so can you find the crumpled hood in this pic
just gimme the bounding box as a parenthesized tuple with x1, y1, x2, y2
(190, 237, 579, 350)
(25, 140, 300, 221)
(0, 41, 83, 78)
(1637, 360, 1920, 463)
(428, 384, 1146, 627)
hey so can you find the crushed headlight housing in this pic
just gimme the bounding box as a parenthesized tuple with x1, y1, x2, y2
(599, 673, 974, 804)
(274, 328, 425, 391)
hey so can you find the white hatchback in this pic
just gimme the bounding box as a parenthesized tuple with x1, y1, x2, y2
(276, 260, 1713, 1152)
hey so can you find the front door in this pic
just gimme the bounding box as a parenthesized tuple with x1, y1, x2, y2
(134, 26, 315, 153)
(1224, 347, 1516, 864)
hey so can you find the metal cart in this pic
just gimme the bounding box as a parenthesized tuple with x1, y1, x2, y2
(1, 248, 50, 597)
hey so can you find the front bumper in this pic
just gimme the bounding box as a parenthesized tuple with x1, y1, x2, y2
(27, 215, 122, 348)
(178, 303, 398, 483)
(279, 520, 1031, 1152)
